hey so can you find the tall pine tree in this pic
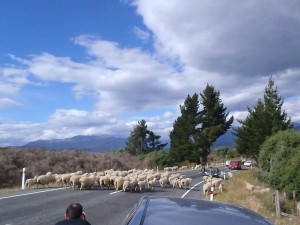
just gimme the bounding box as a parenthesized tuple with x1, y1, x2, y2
(125, 120, 167, 155)
(170, 86, 233, 164)
(169, 94, 201, 163)
(234, 78, 293, 160)
(196, 85, 234, 163)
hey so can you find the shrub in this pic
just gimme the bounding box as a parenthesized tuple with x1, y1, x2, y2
(259, 129, 300, 200)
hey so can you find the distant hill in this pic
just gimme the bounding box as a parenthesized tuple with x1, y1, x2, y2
(213, 130, 236, 147)
(22, 122, 299, 152)
(212, 122, 300, 148)
(22, 134, 127, 152)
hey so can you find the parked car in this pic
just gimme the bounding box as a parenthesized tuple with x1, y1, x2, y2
(229, 160, 242, 169)
(121, 196, 274, 225)
(204, 167, 220, 178)
(244, 160, 253, 167)
(225, 160, 231, 166)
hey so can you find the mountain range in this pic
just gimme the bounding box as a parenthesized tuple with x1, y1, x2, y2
(22, 131, 236, 152)
(22, 123, 300, 152)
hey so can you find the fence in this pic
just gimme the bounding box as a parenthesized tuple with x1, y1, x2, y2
(273, 190, 300, 221)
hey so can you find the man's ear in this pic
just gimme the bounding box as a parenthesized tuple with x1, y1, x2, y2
(80, 212, 86, 220)
(64, 212, 69, 220)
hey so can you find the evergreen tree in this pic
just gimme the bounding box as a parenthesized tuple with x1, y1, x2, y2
(196, 85, 234, 163)
(234, 78, 293, 160)
(169, 94, 201, 163)
(169, 87, 233, 164)
(125, 120, 148, 155)
(125, 120, 167, 155)
(264, 78, 292, 135)
(234, 100, 267, 159)
(146, 131, 168, 152)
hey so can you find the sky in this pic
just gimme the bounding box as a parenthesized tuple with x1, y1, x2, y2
(0, 0, 300, 146)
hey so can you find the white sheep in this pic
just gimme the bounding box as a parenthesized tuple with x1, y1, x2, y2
(245, 182, 254, 191)
(61, 173, 74, 187)
(114, 177, 125, 191)
(203, 182, 212, 195)
(70, 174, 86, 190)
(79, 174, 96, 190)
(99, 176, 111, 189)
(211, 178, 223, 190)
(218, 183, 223, 192)
(25, 176, 38, 189)
(179, 178, 192, 189)
(147, 179, 156, 191)
(37, 172, 55, 188)
(123, 179, 138, 192)
(136, 180, 147, 192)
(159, 177, 168, 188)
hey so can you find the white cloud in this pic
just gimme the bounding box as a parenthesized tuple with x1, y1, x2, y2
(133, 26, 151, 42)
(133, 0, 300, 76)
(0, 98, 22, 109)
(0, 1, 299, 146)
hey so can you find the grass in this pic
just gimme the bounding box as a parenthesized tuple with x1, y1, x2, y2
(0, 186, 21, 195)
(203, 168, 299, 225)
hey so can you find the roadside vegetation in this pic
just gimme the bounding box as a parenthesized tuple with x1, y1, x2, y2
(210, 169, 299, 225)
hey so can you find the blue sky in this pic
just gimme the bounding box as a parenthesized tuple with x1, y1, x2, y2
(0, 0, 300, 146)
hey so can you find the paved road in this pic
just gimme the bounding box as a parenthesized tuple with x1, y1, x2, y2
(0, 168, 217, 225)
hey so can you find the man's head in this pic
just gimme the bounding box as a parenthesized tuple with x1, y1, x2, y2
(65, 203, 85, 220)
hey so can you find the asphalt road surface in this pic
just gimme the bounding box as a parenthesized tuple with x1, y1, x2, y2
(0, 166, 233, 225)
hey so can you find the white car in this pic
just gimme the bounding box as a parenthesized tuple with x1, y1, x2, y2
(225, 160, 231, 166)
(244, 160, 253, 167)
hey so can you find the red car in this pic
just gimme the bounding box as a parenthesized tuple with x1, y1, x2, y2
(229, 160, 242, 170)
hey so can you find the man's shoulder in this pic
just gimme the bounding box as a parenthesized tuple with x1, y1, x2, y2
(55, 219, 91, 225)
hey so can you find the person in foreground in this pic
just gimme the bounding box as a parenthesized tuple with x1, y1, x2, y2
(55, 203, 91, 225)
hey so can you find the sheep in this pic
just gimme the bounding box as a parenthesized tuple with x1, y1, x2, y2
(203, 175, 209, 182)
(218, 183, 223, 192)
(114, 177, 125, 191)
(123, 179, 138, 192)
(79, 174, 96, 190)
(194, 164, 202, 170)
(70, 174, 86, 190)
(61, 173, 74, 187)
(123, 180, 131, 192)
(159, 177, 168, 188)
(136, 180, 147, 192)
(148, 179, 156, 191)
(99, 176, 111, 189)
(211, 178, 223, 190)
(37, 172, 55, 188)
(203, 182, 212, 195)
(227, 172, 233, 178)
(245, 182, 254, 191)
(179, 178, 192, 189)
(25, 176, 38, 189)
(171, 178, 181, 188)
(253, 186, 270, 194)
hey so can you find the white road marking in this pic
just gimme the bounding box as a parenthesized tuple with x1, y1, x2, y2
(110, 190, 123, 195)
(181, 180, 204, 198)
(0, 187, 68, 200)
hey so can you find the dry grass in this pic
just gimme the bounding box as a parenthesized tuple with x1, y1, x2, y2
(0, 186, 21, 195)
(203, 169, 299, 225)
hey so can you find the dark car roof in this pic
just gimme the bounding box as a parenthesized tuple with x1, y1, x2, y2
(123, 196, 274, 225)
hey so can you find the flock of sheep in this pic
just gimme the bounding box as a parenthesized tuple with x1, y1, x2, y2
(24, 168, 194, 193)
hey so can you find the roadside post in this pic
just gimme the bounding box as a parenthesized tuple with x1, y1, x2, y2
(22, 167, 26, 190)
(210, 187, 214, 201)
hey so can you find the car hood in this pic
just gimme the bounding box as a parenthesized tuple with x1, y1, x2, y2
(128, 196, 274, 225)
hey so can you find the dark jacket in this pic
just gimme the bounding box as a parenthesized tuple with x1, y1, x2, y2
(55, 219, 91, 225)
